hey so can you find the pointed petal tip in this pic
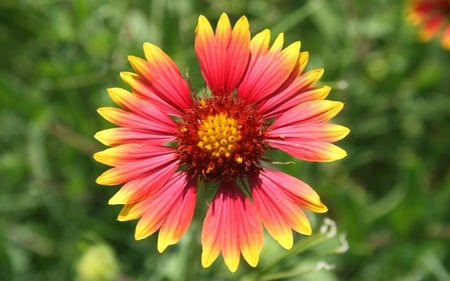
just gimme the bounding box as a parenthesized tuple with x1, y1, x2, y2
(218, 12, 230, 22)
(316, 202, 329, 213)
(201, 250, 218, 269)
(127, 55, 141, 65)
(270, 32, 285, 51)
(108, 189, 131, 205)
(133, 218, 155, 239)
(142, 41, 153, 50)
(143, 42, 161, 61)
(128, 55, 146, 73)
(236, 14, 249, 26)
(107, 197, 121, 205)
(106, 87, 120, 94)
(157, 244, 167, 253)
(95, 171, 117, 186)
(96, 107, 106, 115)
(198, 14, 208, 22)
(157, 237, 171, 253)
(291, 40, 301, 50)
(120, 71, 136, 81)
(243, 251, 260, 268)
(134, 231, 148, 241)
(278, 235, 294, 250)
(341, 126, 351, 138)
(93, 130, 115, 146)
(328, 146, 348, 161)
(196, 14, 212, 31)
(298, 226, 312, 236)
(315, 68, 325, 77)
(92, 151, 104, 164)
(224, 258, 239, 273)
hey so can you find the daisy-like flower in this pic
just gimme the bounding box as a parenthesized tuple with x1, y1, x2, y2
(94, 13, 349, 272)
(407, 0, 450, 49)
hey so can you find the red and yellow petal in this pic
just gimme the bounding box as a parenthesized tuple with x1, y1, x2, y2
(94, 144, 178, 186)
(97, 107, 175, 137)
(267, 100, 349, 161)
(270, 100, 344, 127)
(298, 51, 309, 75)
(195, 13, 251, 94)
(106, 88, 175, 127)
(269, 123, 350, 143)
(125, 43, 192, 115)
(238, 31, 301, 103)
(94, 128, 174, 147)
(94, 143, 176, 167)
(156, 177, 197, 252)
(251, 182, 302, 248)
(108, 163, 178, 205)
(258, 69, 326, 118)
(269, 139, 348, 162)
(201, 182, 263, 272)
(119, 72, 180, 116)
(250, 169, 326, 248)
(248, 29, 270, 57)
(259, 169, 328, 213)
(128, 173, 196, 252)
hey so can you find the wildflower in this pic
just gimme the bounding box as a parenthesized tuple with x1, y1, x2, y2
(407, 0, 450, 49)
(94, 13, 349, 272)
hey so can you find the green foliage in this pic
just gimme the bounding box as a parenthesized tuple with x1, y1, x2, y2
(1, 0, 448, 280)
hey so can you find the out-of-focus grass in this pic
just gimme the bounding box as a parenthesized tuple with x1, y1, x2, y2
(0, 0, 449, 280)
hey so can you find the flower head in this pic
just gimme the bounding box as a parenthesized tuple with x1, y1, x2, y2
(407, 0, 450, 49)
(94, 13, 349, 272)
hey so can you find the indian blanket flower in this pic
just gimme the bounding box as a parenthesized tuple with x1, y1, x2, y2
(94, 13, 349, 272)
(407, 0, 450, 49)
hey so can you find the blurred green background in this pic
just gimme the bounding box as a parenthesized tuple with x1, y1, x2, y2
(1, 0, 449, 280)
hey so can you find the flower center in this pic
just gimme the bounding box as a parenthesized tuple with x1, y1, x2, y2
(176, 95, 267, 183)
(197, 113, 242, 159)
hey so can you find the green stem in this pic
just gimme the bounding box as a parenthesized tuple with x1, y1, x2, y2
(243, 233, 329, 281)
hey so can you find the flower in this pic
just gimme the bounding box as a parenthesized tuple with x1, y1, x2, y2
(94, 13, 349, 272)
(407, 0, 450, 49)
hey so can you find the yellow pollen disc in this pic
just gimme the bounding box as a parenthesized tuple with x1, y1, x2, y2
(197, 113, 242, 158)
